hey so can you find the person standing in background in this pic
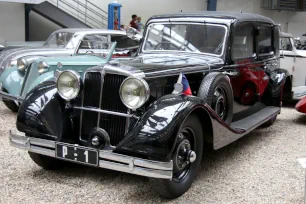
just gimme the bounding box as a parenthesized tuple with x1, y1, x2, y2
(130, 14, 138, 30)
(136, 17, 143, 32)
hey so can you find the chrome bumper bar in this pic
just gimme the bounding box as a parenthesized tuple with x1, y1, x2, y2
(0, 90, 23, 102)
(9, 129, 173, 179)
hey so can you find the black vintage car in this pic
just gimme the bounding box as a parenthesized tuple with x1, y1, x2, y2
(10, 11, 287, 198)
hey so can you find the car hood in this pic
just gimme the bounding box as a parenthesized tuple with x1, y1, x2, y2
(41, 55, 106, 66)
(0, 46, 71, 71)
(103, 53, 224, 78)
(295, 50, 306, 57)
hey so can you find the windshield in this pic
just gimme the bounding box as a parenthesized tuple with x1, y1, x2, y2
(76, 41, 115, 57)
(143, 23, 227, 56)
(44, 32, 74, 48)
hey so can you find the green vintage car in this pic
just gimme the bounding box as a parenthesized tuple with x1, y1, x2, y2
(0, 41, 125, 112)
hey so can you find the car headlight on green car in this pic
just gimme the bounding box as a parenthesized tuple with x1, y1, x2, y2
(38, 61, 49, 74)
(119, 77, 150, 110)
(57, 70, 81, 101)
(17, 58, 27, 71)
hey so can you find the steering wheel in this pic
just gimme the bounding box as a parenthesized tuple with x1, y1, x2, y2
(154, 42, 181, 50)
(86, 50, 94, 54)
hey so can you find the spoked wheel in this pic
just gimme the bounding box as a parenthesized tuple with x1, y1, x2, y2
(150, 114, 203, 199)
(172, 128, 196, 183)
(211, 86, 228, 121)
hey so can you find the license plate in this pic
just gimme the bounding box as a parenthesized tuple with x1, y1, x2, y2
(56, 143, 98, 166)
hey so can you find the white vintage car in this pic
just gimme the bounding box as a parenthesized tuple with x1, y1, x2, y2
(281, 32, 306, 99)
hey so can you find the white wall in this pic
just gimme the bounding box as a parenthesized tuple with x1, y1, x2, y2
(0, 2, 25, 44)
(217, 0, 306, 37)
(89, 0, 206, 26)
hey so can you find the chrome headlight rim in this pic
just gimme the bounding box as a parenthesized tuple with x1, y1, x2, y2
(38, 61, 49, 74)
(17, 58, 27, 71)
(56, 70, 81, 101)
(119, 77, 150, 110)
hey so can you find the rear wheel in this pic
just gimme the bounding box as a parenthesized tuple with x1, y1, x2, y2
(150, 114, 203, 199)
(261, 115, 277, 128)
(28, 152, 66, 170)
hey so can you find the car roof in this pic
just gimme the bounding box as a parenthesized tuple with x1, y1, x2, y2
(280, 32, 292, 38)
(52, 28, 127, 36)
(150, 11, 274, 24)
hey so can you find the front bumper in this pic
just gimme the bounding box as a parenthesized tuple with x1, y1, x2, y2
(0, 90, 23, 102)
(9, 129, 173, 179)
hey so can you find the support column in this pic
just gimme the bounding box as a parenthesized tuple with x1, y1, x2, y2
(207, 0, 217, 11)
(25, 4, 34, 41)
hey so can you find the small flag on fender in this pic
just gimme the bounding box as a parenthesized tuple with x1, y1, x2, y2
(173, 73, 192, 95)
(181, 73, 192, 95)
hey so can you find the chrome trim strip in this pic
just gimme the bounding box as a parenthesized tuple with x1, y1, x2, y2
(99, 160, 172, 179)
(99, 150, 172, 171)
(140, 22, 228, 58)
(0, 90, 23, 102)
(9, 131, 173, 179)
(74, 106, 138, 118)
(97, 70, 105, 127)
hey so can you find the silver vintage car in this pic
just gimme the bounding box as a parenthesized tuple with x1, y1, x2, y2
(0, 28, 141, 75)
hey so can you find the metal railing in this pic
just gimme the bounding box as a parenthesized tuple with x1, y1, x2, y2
(48, 0, 108, 28)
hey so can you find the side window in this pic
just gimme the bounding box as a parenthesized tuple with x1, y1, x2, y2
(280, 38, 293, 51)
(231, 23, 254, 60)
(258, 25, 273, 55)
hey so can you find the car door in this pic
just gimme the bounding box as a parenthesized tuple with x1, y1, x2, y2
(280, 37, 295, 77)
(288, 37, 306, 98)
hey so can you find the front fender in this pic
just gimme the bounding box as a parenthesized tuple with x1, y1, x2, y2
(0, 66, 24, 96)
(115, 94, 204, 160)
(16, 81, 72, 142)
(26, 71, 54, 95)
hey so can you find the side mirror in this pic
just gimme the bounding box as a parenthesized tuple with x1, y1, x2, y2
(0, 44, 4, 51)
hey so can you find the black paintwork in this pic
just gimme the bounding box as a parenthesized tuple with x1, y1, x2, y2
(16, 12, 288, 162)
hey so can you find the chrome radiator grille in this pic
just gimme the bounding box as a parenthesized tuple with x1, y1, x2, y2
(80, 72, 127, 146)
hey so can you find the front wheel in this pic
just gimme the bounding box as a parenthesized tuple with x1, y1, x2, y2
(3, 99, 19, 112)
(150, 114, 203, 199)
(28, 152, 66, 170)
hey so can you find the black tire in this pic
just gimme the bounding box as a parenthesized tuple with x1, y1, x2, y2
(197, 72, 234, 124)
(3, 99, 19, 112)
(28, 152, 66, 170)
(1, 88, 19, 112)
(261, 115, 277, 128)
(150, 114, 203, 199)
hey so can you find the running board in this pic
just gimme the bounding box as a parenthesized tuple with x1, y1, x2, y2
(231, 106, 280, 131)
(213, 106, 280, 150)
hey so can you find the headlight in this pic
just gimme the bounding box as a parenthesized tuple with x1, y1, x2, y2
(17, 59, 27, 71)
(119, 77, 150, 110)
(57, 70, 81, 101)
(38, 61, 49, 74)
